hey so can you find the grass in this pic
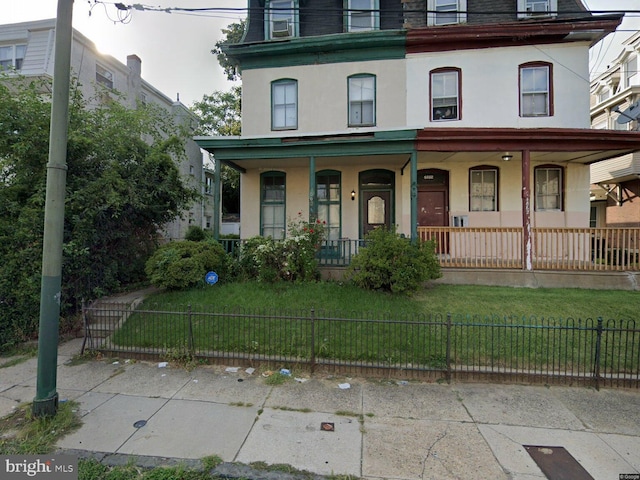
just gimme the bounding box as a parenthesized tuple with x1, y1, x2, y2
(108, 281, 639, 374)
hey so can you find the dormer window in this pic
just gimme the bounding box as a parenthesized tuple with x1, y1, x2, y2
(625, 55, 637, 88)
(0, 44, 26, 71)
(427, 0, 467, 26)
(517, 0, 557, 19)
(597, 89, 610, 104)
(267, 0, 298, 39)
(347, 0, 379, 32)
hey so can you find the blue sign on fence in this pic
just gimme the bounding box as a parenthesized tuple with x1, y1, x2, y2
(205, 271, 219, 285)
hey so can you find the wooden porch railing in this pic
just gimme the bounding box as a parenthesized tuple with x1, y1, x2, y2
(417, 227, 640, 271)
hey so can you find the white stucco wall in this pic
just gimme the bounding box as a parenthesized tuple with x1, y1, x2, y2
(241, 59, 407, 136)
(407, 42, 592, 129)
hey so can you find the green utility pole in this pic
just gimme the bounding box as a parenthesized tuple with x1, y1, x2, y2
(33, 0, 74, 418)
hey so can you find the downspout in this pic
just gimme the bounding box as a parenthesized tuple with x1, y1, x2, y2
(522, 150, 532, 271)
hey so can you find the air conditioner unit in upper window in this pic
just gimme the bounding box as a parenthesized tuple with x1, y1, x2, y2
(272, 19, 292, 37)
(526, 1, 549, 14)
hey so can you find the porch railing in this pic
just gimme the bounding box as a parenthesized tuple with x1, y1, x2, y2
(220, 227, 640, 272)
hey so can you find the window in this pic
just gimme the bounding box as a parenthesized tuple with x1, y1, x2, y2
(0, 44, 26, 70)
(347, 0, 379, 32)
(96, 64, 114, 89)
(517, 0, 557, 18)
(535, 166, 563, 211)
(316, 171, 341, 241)
(427, 0, 467, 26)
(348, 74, 375, 126)
(205, 176, 213, 194)
(625, 55, 637, 87)
(261, 172, 286, 239)
(520, 62, 552, 117)
(596, 89, 610, 104)
(469, 167, 498, 212)
(431, 68, 460, 121)
(272, 79, 298, 130)
(267, 0, 298, 38)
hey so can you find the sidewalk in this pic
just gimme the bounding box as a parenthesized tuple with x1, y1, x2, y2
(1, 338, 639, 479)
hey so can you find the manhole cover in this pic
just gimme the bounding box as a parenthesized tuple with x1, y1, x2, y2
(524, 445, 594, 480)
(320, 422, 334, 431)
(133, 420, 147, 428)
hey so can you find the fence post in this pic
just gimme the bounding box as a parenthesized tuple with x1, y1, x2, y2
(310, 307, 316, 374)
(446, 313, 452, 384)
(188, 304, 194, 355)
(593, 317, 603, 391)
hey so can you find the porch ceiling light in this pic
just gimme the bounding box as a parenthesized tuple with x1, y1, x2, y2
(501, 153, 513, 162)
(351, 190, 356, 201)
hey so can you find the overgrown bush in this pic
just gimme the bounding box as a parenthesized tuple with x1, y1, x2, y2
(233, 214, 325, 283)
(347, 226, 441, 294)
(145, 240, 228, 290)
(184, 225, 211, 242)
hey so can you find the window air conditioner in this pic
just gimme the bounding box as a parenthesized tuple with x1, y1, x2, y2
(526, 1, 549, 14)
(272, 19, 292, 37)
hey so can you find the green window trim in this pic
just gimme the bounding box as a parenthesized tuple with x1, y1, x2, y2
(261, 171, 286, 239)
(265, 0, 300, 40)
(348, 74, 376, 127)
(316, 170, 342, 241)
(345, 0, 380, 32)
(271, 78, 298, 131)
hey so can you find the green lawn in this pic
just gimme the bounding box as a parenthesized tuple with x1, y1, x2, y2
(106, 282, 640, 375)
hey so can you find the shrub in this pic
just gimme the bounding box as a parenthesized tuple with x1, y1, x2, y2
(184, 225, 210, 242)
(233, 214, 325, 283)
(145, 240, 228, 290)
(347, 226, 441, 294)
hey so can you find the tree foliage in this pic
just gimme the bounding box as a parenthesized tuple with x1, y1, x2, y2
(211, 19, 246, 82)
(191, 86, 241, 215)
(0, 76, 199, 349)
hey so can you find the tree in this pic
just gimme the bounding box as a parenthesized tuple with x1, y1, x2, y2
(212, 19, 246, 82)
(191, 86, 241, 215)
(0, 76, 199, 349)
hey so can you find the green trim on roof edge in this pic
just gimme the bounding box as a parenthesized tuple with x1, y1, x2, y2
(223, 30, 407, 69)
(195, 129, 417, 161)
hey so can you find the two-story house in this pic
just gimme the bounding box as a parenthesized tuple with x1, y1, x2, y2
(590, 31, 640, 229)
(196, 1, 640, 271)
(0, 18, 207, 241)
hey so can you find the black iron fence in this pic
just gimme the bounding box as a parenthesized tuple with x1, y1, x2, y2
(82, 302, 639, 389)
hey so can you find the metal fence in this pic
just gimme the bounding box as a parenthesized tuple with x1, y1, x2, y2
(83, 302, 639, 389)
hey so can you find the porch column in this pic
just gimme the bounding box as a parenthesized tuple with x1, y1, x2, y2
(410, 151, 418, 242)
(308, 156, 317, 222)
(213, 157, 221, 239)
(521, 150, 532, 270)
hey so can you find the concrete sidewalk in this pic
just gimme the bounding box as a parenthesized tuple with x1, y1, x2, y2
(1, 338, 640, 479)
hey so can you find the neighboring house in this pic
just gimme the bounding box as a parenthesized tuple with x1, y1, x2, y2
(0, 18, 207, 241)
(195, 1, 640, 271)
(590, 31, 640, 228)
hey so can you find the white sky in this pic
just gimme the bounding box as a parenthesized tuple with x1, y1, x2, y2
(4, 1, 640, 107)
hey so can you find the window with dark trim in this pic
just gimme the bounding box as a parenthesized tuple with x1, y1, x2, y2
(520, 62, 553, 117)
(316, 170, 341, 241)
(346, 0, 380, 31)
(272, 79, 298, 130)
(266, 0, 298, 39)
(430, 67, 461, 121)
(348, 74, 376, 126)
(469, 166, 498, 212)
(261, 171, 286, 239)
(427, 0, 467, 26)
(535, 165, 563, 211)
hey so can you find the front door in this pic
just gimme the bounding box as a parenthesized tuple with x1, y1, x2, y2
(417, 169, 449, 253)
(362, 190, 391, 237)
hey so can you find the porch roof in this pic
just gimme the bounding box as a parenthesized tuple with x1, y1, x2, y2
(196, 127, 640, 169)
(415, 127, 640, 165)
